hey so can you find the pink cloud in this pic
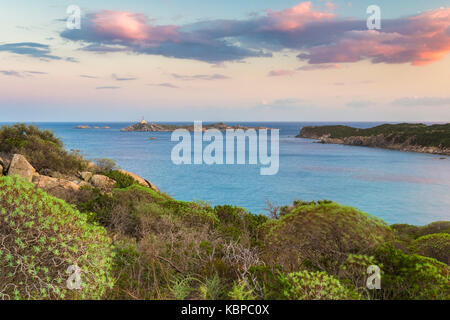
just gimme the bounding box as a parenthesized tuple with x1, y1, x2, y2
(264, 1, 335, 31)
(90, 10, 179, 44)
(61, 4, 450, 66)
(299, 8, 450, 66)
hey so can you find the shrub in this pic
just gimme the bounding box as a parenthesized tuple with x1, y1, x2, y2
(95, 158, 117, 172)
(0, 175, 114, 299)
(373, 245, 449, 300)
(279, 270, 361, 300)
(262, 201, 392, 274)
(105, 170, 137, 188)
(0, 124, 87, 174)
(410, 233, 450, 264)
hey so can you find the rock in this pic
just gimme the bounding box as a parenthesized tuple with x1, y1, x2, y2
(76, 180, 91, 188)
(32, 175, 80, 201)
(118, 169, 159, 192)
(76, 125, 91, 129)
(90, 174, 116, 190)
(0, 164, 3, 176)
(7, 154, 37, 182)
(79, 171, 93, 182)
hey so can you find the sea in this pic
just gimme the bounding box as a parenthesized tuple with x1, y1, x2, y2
(2, 121, 449, 225)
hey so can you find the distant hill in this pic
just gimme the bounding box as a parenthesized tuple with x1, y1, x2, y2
(297, 123, 450, 155)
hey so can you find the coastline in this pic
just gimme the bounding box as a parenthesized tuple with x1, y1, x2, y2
(297, 124, 450, 156)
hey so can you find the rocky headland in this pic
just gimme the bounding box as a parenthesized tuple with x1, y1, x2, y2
(297, 123, 450, 156)
(121, 121, 270, 132)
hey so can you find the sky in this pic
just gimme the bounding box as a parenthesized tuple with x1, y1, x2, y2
(0, 0, 449, 122)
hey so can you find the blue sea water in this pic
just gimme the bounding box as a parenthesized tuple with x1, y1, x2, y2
(3, 122, 449, 225)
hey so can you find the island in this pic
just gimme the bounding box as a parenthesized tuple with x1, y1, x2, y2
(76, 125, 111, 129)
(297, 123, 450, 155)
(121, 118, 269, 132)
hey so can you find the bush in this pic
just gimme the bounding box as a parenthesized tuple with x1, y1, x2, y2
(0, 175, 114, 299)
(373, 245, 449, 300)
(279, 270, 360, 300)
(262, 201, 392, 274)
(410, 233, 450, 264)
(105, 170, 137, 188)
(95, 158, 117, 172)
(0, 124, 87, 174)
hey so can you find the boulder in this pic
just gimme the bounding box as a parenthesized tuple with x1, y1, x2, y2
(7, 154, 37, 182)
(118, 169, 159, 192)
(0, 163, 3, 176)
(90, 174, 116, 190)
(79, 171, 93, 182)
(32, 175, 80, 201)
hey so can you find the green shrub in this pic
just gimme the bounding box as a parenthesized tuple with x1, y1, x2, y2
(0, 124, 87, 174)
(279, 270, 361, 300)
(410, 233, 450, 264)
(262, 201, 392, 273)
(105, 170, 137, 188)
(228, 280, 256, 300)
(373, 245, 449, 300)
(0, 175, 114, 299)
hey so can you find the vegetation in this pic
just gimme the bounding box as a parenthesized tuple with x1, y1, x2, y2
(0, 175, 113, 299)
(0, 124, 448, 300)
(0, 124, 88, 174)
(298, 123, 450, 148)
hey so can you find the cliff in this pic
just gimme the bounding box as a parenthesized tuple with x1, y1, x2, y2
(297, 123, 450, 155)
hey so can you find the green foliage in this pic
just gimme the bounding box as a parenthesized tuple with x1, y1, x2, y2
(392, 221, 450, 240)
(262, 201, 392, 273)
(228, 280, 256, 300)
(0, 124, 87, 173)
(170, 276, 198, 300)
(0, 175, 114, 300)
(279, 270, 361, 300)
(409, 233, 450, 264)
(105, 170, 137, 188)
(373, 245, 449, 300)
(199, 273, 222, 300)
(299, 123, 450, 148)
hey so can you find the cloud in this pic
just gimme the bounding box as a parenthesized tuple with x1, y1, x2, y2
(0, 42, 63, 60)
(59, 4, 450, 66)
(96, 86, 121, 90)
(148, 82, 179, 88)
(0, 70, 48, 77)
(297, 64, 341, 71)
(268, 69, 295, 76)
(392, 96, 450, 107)
(80, 74, 98, 79)
(171, 73, 230, 80)
(112, 74, 137, 81)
